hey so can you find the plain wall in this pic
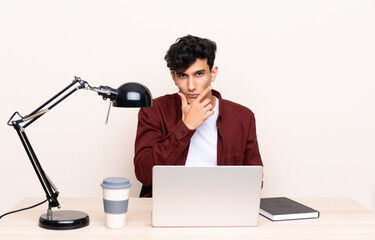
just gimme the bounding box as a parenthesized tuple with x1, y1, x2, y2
(1, 0, 374, 216)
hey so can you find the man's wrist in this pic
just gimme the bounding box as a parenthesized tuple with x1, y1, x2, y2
(182, 119, 195, 130)
(175, 120, 195, 141)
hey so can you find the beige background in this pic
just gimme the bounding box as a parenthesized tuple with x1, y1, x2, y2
(1, 0, 374, 215)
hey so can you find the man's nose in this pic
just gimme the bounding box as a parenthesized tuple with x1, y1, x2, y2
(187, 77, 196, 91)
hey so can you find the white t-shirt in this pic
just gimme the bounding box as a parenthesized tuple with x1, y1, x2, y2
(185, 97, 219, 166)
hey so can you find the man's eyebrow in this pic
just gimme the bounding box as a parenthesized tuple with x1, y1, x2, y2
(195, 69, 206, 74)
(175, 71, 186, 76)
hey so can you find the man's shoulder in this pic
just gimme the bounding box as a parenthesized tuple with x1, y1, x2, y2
(221, 98, 255, 118)
(139, 93, 178, 116)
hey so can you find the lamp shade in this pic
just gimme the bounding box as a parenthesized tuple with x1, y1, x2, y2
(113, 82, 152, 108)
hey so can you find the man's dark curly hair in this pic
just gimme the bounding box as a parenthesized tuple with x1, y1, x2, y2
(165, 35, 217, 72)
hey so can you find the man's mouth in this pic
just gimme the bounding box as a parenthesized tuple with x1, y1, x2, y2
(186, 94, 199, 98)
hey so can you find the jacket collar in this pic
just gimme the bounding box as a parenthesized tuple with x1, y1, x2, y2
(212, 89, 223, 122)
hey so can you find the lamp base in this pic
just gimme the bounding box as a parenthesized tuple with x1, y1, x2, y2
(39, 210, 89, 230)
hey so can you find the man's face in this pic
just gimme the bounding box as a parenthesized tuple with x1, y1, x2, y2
(171, 58, 218, 104)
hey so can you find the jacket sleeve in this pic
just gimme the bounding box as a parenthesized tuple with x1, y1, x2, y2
(244, 113, 263, 166)
(133, 106, 194, 186)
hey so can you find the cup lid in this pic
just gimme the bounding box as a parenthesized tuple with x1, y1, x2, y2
(101, 177, 132, 189)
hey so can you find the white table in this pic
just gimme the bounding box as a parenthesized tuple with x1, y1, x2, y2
(1, 197, 375, 240)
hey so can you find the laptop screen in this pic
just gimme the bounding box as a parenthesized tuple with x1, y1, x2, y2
(152, 166, 263, 227)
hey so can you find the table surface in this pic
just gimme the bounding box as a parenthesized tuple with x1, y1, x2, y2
(1, 197, 375, 240)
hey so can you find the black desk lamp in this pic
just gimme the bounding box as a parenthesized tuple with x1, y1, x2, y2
(7, 76, 152, 230)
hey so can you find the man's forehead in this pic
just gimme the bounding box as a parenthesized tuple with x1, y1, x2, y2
(175, 58, 209, 74)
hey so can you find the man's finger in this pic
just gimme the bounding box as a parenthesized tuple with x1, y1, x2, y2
(203, 109, 215, 119)
(197, 86, 213, 102)
(178, 92, 188, 108)
(202, 104, 213, 113)
(201, 98, 212, 108)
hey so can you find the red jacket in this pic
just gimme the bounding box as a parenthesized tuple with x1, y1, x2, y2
(134, 90, 263, 197)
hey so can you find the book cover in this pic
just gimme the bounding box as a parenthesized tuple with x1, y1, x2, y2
(259, 197, 320, 221)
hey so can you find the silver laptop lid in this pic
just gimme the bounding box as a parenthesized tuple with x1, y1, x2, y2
(152, 166, 263, 227)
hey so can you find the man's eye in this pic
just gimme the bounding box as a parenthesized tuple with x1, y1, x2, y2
(178, 74, 186, 78)
(196, 72, 204, 76)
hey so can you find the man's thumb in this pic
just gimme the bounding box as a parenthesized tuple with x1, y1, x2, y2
(178, 92, 188, 108)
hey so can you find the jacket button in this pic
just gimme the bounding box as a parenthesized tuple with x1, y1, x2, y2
(181, 131, 185, 136)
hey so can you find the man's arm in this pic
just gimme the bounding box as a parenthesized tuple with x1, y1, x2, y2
(244, 114, 263, 166)
(133, 106, 194, 187)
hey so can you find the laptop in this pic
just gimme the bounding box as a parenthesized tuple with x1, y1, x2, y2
(152, 166, 263, 227)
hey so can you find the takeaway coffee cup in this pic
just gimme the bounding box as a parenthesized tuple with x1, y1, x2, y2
(101, 177, 132, 229)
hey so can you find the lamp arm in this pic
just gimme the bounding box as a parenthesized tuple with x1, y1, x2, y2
(13, 124, 61, 209)
(7, 76, 103, 211)
(8, 77, 88, 128)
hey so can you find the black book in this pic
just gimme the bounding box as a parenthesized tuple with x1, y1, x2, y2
(259, 197, 320, 221)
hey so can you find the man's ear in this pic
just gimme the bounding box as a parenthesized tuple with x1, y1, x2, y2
(211, 66, 218, 82)
(170, 71, 177, 85)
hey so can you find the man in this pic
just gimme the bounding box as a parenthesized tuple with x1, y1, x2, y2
(134, 35, 263, 197)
